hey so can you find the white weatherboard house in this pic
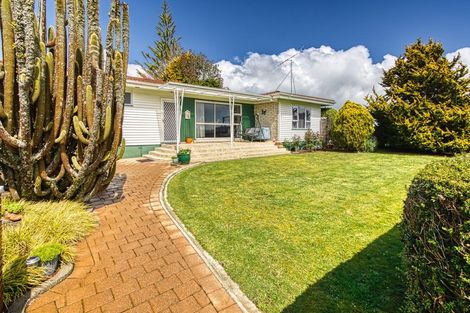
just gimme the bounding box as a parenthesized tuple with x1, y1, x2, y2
(122, 76, 335, 160)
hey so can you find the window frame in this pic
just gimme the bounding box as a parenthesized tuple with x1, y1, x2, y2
(195, 100, 242, 139)
(124, 92, 133, 106)
(292, 105, 312, 130)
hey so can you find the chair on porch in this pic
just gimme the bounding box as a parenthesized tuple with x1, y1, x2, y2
(244, 127, 271, 141)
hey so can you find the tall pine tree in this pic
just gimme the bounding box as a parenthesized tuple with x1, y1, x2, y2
(139, 0, 182, 79)
(367, 39, 470, 154)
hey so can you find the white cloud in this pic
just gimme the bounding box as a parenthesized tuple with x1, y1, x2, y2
(217, 46, 397, 108)
(446, 47, 470, 68)
(127, 64, 148, 78)
(127, 45, 470, 109)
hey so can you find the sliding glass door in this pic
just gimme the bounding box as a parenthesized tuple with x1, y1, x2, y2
(196, 101, 241, 139)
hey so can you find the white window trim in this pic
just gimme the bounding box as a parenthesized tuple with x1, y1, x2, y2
(194, 100, 242, 139)
(292, 105, 312, 130)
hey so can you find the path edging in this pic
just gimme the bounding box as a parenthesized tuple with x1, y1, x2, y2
(157, 163, 261, 313)
(11, 263, 74, 313)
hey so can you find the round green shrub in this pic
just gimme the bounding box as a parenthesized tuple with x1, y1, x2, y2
(332, 101, 374, 151)
(1, 199, 27, 215)
(31, 243, 65, 263)
(401, 155, 469, 312)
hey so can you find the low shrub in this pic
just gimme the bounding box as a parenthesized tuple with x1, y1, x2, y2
(282, 139, 293, 151)
(2, 201, 97, 305)
(363, 137, 378, 152)
(332, 101, 374, 151)
(31, 243, 65, 263)
(401, 155, 470, 312)
(292, 135, 302, 151)
(304, 129, 322, 151)
(1, 199, 27, 215)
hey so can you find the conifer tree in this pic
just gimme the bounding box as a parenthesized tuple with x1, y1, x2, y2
(367, 39, 470, 153)
(139, 0, 182, 78)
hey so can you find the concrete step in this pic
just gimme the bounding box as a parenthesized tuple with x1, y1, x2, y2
(149, 148, 285, 158)
(150, 146, 285, 156)
(145, 141, 289, 163)
(144, 147, 289, 163)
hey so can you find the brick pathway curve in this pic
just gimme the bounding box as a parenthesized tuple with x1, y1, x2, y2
(27, 160, 242, 313)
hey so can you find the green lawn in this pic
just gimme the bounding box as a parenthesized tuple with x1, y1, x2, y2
(167, 152, 439, 313)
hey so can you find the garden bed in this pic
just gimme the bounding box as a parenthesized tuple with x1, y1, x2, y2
(1, 200, 97, 308)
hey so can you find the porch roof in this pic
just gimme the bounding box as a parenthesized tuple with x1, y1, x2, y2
(263, 91, 335, 106)
(157, 82, 271, 103)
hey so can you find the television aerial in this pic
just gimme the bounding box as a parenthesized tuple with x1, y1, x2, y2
(274, 48, 303, 94)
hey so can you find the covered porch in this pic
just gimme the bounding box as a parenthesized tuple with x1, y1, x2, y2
(157, 82, 271, 152)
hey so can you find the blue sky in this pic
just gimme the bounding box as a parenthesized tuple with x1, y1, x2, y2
(119, 0, 470, 64)
(39, 0, 470, 104)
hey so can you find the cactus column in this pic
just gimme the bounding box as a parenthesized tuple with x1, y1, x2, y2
(0, 0, 129, 201)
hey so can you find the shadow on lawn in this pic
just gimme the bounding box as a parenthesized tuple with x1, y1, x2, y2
(282, 225, 405, 313)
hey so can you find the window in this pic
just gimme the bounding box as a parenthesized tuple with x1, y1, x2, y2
(124, 92, 132, 106)
(292, 106, 311, 129)
(196, 101, 242, 138)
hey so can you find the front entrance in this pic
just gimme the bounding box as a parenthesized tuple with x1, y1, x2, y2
(162, 100, 177, 142)
(195, 101, 242, 139)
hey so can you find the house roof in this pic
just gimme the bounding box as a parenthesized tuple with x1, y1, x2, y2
(127, 76, 165, 85)
(126, 76, 335, 106)
(263, 91, 335, 106)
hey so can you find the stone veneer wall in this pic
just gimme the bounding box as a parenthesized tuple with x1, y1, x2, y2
(255, 102, 279, 141)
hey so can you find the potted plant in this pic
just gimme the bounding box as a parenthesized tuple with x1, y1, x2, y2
(1, 199, 26, 224)
(171, 156, 179, 166)
(31, 243, 64, 276)
(185, 137, 193, 144)
(177, 149, 191, 165)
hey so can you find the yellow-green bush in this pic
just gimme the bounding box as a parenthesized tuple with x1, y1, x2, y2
(402, 155, 469, 312)
(367, 40, 470, 154)
(332, 101, 375, 151)
(2, 201, 97, 305)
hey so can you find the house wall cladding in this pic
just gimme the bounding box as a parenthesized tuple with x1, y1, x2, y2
(122, 88, 162, 146)
(255, 102, 279, 140)
(278, 101, 322, 141)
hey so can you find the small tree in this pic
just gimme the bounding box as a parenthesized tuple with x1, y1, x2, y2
(367, 39, 470, 154)
(163, 51, 223, 88)
(139, 0, 182, 79)
(333, 101, 374, 151)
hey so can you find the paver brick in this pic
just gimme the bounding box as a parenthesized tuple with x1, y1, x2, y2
(156, 275, 182, 294)
(83, 290, 114, 312)
(129, 284, 159, 305)
(207, 289, 235, 311)
(170, 296, 201, 313)
(26, 161, 242, 313)
(150, 290, 179, 312)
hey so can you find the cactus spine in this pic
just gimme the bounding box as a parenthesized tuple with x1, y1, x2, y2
(0, 0, 129, 201)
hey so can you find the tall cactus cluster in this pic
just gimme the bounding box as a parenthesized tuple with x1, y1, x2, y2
(0, 0, 129, 200)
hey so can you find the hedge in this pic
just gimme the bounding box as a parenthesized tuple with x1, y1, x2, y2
(402, 155, 470, 312)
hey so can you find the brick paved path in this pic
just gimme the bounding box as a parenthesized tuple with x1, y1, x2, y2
(27, 160, 242, 313)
